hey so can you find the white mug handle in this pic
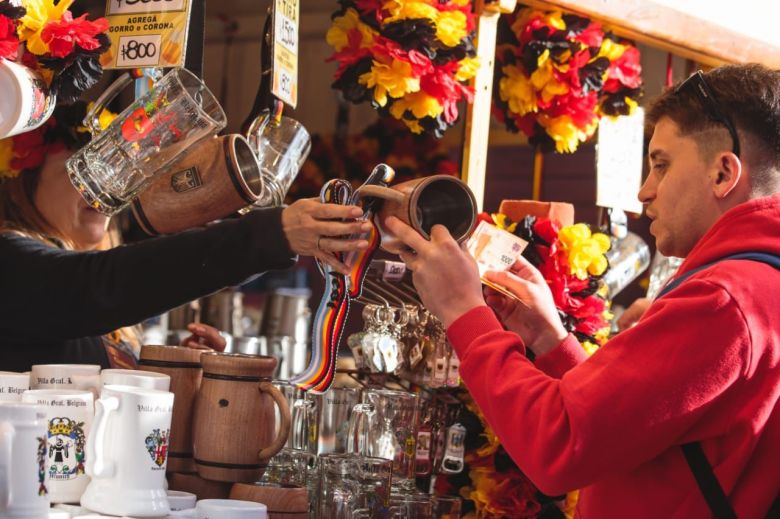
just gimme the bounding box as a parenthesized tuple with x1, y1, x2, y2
(87, 396, 119, 478)
(0, 422, 14, 511)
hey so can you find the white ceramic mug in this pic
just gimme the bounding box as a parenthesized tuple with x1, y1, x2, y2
(81, 385, 174, 517)
(0, 402, 49, 519)
(0, 58, 57, 139)
(100, 369, 171, 392)
(0, 371, 30, 402)
(196, 500, 267, 519)
(30, 365, 101, 398)
(20, 390, 94, 504)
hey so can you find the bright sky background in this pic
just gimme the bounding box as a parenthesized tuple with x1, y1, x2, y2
(653, 0, 780, 47)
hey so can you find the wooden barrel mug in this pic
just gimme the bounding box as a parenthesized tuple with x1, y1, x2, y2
(192, 353, 291, 482)
(138, 345, 205, 474)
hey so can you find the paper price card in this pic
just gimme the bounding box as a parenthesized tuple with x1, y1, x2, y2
(596, 107, 645, 215)
(466, 221, 528, 301)
(272, 0, 299, 108)
(102, 0, 192, 70)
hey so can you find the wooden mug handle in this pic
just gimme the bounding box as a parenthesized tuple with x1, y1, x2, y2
(256, 381, 292, 461)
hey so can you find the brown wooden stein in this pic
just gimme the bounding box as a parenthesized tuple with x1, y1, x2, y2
(138, 345, 205, 474)
(192, 353, 291, 482)
(356, 174, 478, 253)
(229, 483, 309, 519)
(131, 134, 263, 235)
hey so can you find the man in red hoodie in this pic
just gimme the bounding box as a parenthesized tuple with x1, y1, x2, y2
(385, 63, 780, 518)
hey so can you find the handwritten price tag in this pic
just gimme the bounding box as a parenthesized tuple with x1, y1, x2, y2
(272, 0, 299, 107)
(117, 34, 161, 67)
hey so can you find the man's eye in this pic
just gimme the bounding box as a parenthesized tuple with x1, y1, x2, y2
(652, 163, 667, 173)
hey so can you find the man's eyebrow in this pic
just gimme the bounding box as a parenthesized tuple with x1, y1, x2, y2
(649, 149, 668, 161)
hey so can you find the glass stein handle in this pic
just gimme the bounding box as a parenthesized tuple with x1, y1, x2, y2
(346, 403, 375, 456)
(291, 398, 317, 452)
(86, 72, 133, 136)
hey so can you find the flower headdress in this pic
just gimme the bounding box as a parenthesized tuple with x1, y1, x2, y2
(326, 0, 479, 137)
(0, 0, 110, 104)
(493, 8, 642, 153)
(0, 100, 115, 178)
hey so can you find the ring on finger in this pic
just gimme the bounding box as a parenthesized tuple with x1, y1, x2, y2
(317, 237, 323, 251)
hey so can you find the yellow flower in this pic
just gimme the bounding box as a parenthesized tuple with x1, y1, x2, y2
(77, 103, 118, 134)
(531, 52, 569, 103)
(511, 9, 564, 35)
(582, 340, 599, 356)
(383, 1, 439, 23)
(389, 90, 443, 120)
(401, 118, 424, 134)
(326, 9, 376, 51)
(499, 64, 536, 115)
(18, 0, 74, 56)
(538, 114, 597, 153)
(598, 37, 626, 62)
(490, 213, 518, 233)
(359, 59, 420, 107)
(456, 56, 480, 82)
(0, 138, 17, 179)
(436, 10, 467, 47)
(558, 224, 611, 279)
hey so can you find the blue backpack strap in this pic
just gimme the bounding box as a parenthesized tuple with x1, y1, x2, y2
(657, 252, 780, 299)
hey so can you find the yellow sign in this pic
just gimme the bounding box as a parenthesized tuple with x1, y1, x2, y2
(272, 0, 299, 108)
(102, 0, 191, 70)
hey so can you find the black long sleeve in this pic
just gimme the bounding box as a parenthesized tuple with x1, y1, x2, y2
(0, 208, 296, 342)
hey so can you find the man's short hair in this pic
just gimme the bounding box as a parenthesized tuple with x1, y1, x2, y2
(647, 64, 780, 195)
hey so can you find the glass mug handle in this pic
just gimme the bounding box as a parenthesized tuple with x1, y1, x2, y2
(87, 396, 120, 478)
(257, 381, 292, 460)
(0, 421, 14, 510)
(291, 398, 316, 451)
(85, 72, 134, 136)
(346, 403, 375, 456)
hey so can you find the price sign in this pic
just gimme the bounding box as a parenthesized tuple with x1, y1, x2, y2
(272, 0, 299, 108)
(596, 108, 645, 215)
(103, 0, 191, 69)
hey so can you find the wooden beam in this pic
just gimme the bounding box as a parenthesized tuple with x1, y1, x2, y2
(462, 0, 517, 212)
(520, 0, 780, 68)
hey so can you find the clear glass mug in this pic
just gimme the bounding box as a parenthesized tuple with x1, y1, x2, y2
(318, 454, 393, 519)
(246, 109, 311, 207)
(66, 68, 226, 215)
(260, 447, 316, 487)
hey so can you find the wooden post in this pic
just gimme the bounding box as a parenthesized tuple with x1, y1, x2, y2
(461, 0, 517, 213)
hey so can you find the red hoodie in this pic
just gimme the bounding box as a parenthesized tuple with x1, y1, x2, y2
(447, 194, 780, 518)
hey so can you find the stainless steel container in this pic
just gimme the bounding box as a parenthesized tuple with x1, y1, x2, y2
(225, 336, 269, 356)
(261, 288, 311, 345)
(271, 336, 308, 380)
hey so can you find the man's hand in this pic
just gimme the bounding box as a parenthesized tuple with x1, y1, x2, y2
(281, 199, 373, 275)
(180, 323, 227, 351)
(617, 297, 652, 331)
(483, 256, 567, 356)
(385, 217, 485, 328)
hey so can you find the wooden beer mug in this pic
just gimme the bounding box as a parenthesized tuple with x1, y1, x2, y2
(138, 345, 205, 474)
(131, 134, 263, 235)
(356, 174, 478, 254)
(192, 353, 291, 482)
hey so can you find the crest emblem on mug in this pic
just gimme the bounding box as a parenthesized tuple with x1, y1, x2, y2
(145, 428, 170, 468)
(171, 167, 202, 193)
(47, 417, 86, 480)
(37, 435, 48, 496)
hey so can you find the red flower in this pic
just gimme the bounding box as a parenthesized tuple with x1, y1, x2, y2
(533, 217, 560, 244)
(372, 37, 433, 78)
(604, 46, 642, 92)
(0, 15, 19, 60)
(573, 21, 604, 48)
(11, 124, 47, 171)
(421, 63, 472, 123)
(477, 212, 493, 226)
(41, 12, 109, 59)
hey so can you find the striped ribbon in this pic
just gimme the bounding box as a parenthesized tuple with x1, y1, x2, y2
(291, 165, 394, 393)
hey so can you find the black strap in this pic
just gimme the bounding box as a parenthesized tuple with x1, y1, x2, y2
(658, 252, 780, 519)
(682, 442, 738, 519)
(184, 0, 206, 79)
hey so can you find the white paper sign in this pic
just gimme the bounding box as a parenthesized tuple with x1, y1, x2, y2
(596, 108, 645, 214)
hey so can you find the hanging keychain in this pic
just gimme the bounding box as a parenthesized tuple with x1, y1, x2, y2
(440, 423, 467, 474)
(446, 348, 460, 388)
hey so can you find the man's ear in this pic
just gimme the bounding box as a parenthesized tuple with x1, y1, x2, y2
(712, 152, 742, 199)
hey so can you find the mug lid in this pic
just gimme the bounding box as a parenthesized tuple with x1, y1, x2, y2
(140, 345, 205, 364)
(200, 352, 278, 378)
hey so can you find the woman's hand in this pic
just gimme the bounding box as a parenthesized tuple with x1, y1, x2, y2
(180, 323, 227, 351)
(281, 198, 373, 275)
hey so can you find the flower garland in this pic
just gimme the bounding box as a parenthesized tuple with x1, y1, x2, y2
(0, 0, 110, 104)
(492, 8, 642, 153)
(325, 0, 479, 137)
(0, 100, 115, 178)
(291, 116, 458, 200)
(436, 211, 612, 517)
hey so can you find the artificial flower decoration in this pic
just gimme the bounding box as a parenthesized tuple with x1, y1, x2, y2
(327, 0, 478, 137)
(492, 7, 643, 153)
(0, 0, 110, 104)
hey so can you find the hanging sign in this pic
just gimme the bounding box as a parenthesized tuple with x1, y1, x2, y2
(596, 108, 645, 215)
(272, 0, 299, 108)
(102, 0, 192, 69)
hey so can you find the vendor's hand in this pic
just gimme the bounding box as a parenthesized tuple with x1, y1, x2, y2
(617, 297, 652, 331)
(180, 323, 227, 351)
(282, 198, 372, 275)
(483, 256, 567, 356)
(385, 217, 485, 328)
